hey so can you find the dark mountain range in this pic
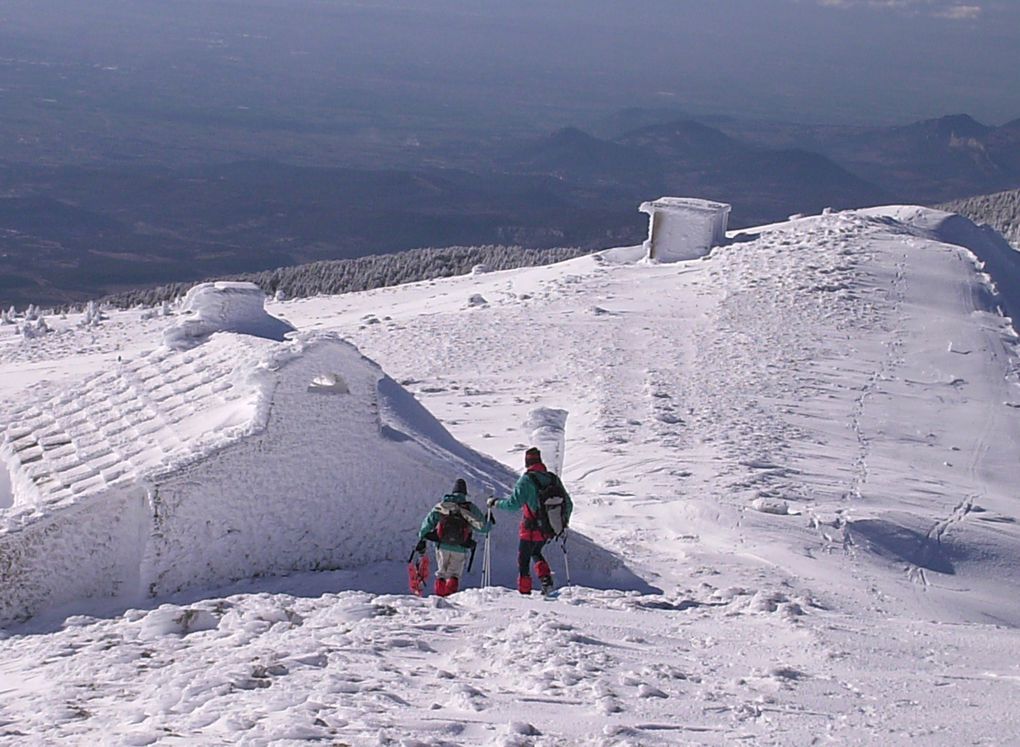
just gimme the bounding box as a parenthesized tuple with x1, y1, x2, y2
(584, 107, 689, 140)
(685, 112, 1020, 204)
(805, 115, 1020, 203)
(615, 120, 744, 161)
(504, 120, 889, 226)
(500, 127, 661, 188)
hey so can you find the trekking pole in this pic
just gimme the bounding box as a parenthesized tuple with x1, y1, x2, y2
(560, 531, 571, 586)
(483, 507, 494, 587)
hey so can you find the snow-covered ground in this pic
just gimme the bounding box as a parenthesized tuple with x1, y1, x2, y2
(2, 206, 1020, 745)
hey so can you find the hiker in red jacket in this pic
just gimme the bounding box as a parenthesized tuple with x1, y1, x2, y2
(488, 447, 573, 595)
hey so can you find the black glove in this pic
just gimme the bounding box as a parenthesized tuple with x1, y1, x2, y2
(415, 539, 427, 554)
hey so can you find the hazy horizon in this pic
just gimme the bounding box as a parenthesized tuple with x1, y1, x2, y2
(0, 0, 1017, 135)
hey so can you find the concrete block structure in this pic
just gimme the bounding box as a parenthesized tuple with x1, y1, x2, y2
(639, 197, 732, 262)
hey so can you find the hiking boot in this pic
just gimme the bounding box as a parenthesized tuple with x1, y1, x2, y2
(518, 576, 533, 595)
(540, 575, 555, 596)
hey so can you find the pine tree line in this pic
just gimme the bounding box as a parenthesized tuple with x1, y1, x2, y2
(100, 244, 589, 309)
(939, 189, 1020, 247)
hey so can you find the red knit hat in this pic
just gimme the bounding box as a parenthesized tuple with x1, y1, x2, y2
(524, 447, 542, 467)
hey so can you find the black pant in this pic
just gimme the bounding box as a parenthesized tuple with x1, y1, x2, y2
(518, 539, 547, 577)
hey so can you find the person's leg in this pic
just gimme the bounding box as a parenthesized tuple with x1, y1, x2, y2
(435, 548, 468, 596)
(445, 551, 467, 594)
(532, 541, 553, 591)
(517, 539, 536, 594)
(435, 548, 452, 596)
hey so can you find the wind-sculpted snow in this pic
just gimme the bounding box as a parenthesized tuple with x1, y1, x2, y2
(162, 281, 295, 350)
(1, 206, 1020, 743)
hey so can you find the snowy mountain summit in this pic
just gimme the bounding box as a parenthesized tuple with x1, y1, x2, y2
(1, 204, 1020, 744)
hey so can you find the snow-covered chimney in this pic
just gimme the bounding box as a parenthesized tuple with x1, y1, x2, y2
(639, 197, 731, 262)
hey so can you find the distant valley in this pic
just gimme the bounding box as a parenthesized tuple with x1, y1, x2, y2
(2, 109, 1019, 309)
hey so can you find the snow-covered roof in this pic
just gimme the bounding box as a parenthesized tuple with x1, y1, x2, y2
(0, 333, 291, 513)
(639, 196, 731, 215)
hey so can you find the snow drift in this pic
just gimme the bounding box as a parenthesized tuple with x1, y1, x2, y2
(163, 281, 295, 350)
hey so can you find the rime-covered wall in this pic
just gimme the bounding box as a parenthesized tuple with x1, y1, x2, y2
(142, 342, 518, 596)
(0, 488, 148, 623)
(641, 198, 731, 262)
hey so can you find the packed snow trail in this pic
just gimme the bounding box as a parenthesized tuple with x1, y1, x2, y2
(308, 209, 1020, 625)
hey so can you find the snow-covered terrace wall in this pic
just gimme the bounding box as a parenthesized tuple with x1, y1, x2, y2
(640, 197, 731, 262)
(141, 339, 508, 596)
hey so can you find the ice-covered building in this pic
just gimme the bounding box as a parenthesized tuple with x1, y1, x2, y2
(0, 330, 530, 622)
(0, 284, 656, 622)
(639, 197, 731, 262)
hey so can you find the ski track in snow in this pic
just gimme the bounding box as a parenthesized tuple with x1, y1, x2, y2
(2, 207, 1020, 744)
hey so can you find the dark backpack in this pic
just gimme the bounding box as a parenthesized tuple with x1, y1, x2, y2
(528, 472, 569, 539)
(431, 500, 482, 548)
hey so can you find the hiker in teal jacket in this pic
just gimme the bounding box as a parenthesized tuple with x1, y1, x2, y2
(488, 447, 573, 595)
(416, 478, 491, 596)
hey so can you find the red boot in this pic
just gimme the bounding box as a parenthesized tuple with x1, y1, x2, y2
(435, 578, 449, 597)
(445, 577, 459, 595)
(518, 576, 533, 595)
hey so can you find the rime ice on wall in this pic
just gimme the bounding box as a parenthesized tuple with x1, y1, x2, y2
(639, 197, 731, 262)
(0, 461, 12, 509)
